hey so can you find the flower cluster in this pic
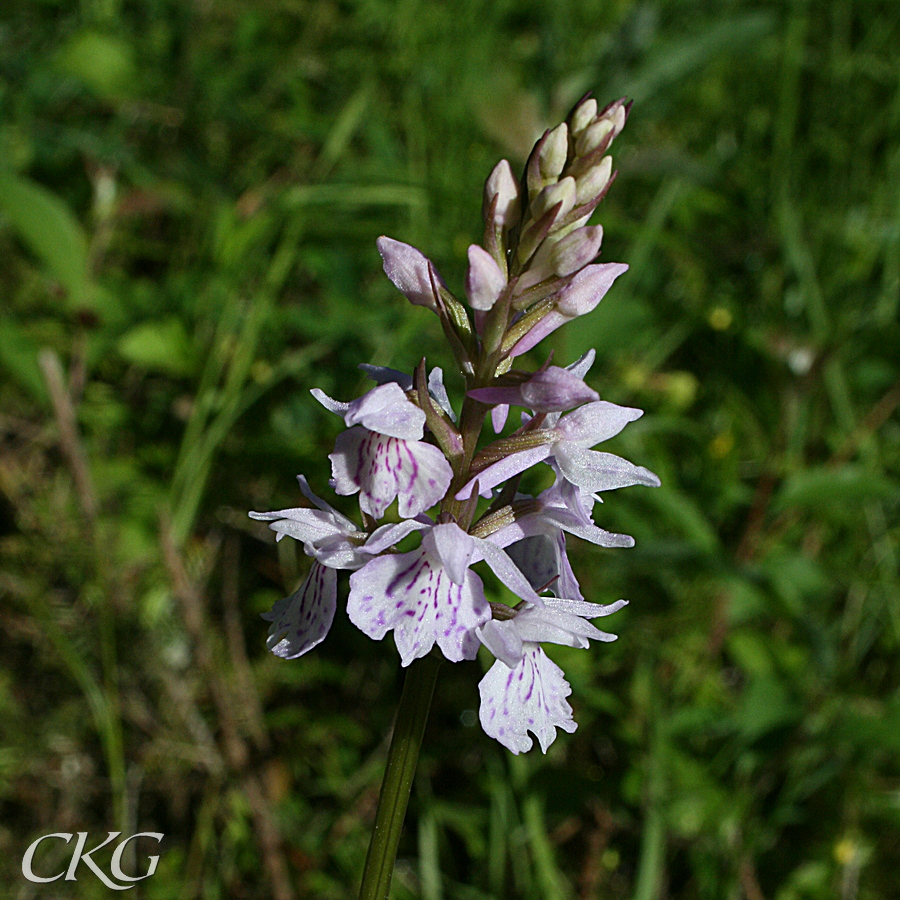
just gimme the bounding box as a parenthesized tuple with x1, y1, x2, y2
(251, 96, 659, 754)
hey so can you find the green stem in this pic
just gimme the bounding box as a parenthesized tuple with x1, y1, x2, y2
(359, 653, 442, 900)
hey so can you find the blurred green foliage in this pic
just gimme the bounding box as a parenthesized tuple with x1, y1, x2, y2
(1, 1, 898, 898)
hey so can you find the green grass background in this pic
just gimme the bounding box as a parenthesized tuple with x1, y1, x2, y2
(1, 1, 898, 897)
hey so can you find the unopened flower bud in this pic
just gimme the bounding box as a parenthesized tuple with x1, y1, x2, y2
(550, 225, 604, 277)
(570, 97, 598, 135)
(465, 244, 506, 311)
(377, 236, 445, 310)
(576, 118, 614, 158)
(575, 155, 613, 205)
(483, 160, 521, 230)
(556, 262, 628, 317)
(508, 262, 628, 357)
(468, 366, 599, 413)
(538, 123, 569, 183)
(531, 176, 576, 222)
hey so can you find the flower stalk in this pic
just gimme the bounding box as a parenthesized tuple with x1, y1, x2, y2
(358, 652, 442, 900)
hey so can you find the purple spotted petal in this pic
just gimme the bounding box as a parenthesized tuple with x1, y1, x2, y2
(262, 562, 336, 659)
(347, 550, 490, 666)
(478, 645, 577, 754)
(330, 427, 452, 519)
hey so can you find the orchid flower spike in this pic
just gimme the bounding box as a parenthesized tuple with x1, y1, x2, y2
(250, 95, 658, 764)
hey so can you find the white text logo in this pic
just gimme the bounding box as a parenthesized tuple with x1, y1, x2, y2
(22, 832, 163, 890)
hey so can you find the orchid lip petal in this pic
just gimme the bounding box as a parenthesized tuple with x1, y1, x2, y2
(262, 562, 336, 659)
(329, 427, 453, 520)
(348, 547, 489, 666)
(478, 646, 576, 754)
